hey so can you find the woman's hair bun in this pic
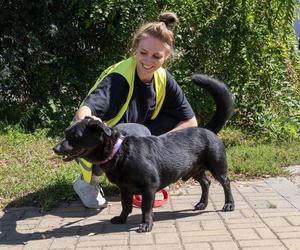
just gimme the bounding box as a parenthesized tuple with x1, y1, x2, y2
(159, 11, 179, 29)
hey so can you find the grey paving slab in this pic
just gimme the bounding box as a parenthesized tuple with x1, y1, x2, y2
(266, 177, 300, 210)
(1, 177, 300, 249)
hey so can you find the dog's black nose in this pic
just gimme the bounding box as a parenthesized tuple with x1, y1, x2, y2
(53, 144, 61, 154)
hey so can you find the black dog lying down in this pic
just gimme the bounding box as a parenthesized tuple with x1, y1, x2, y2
(53, 74, 235, 233)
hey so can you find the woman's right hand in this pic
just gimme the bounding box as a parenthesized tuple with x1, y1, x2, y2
(74, 106, 104, 123)
(74, 106, 93, 121)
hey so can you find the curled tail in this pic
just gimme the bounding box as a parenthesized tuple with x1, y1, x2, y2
(192, 74, 234, 134)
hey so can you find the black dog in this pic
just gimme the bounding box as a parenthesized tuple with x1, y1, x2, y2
(53, 74, 235, 233)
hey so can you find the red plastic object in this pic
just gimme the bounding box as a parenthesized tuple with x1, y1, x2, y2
(132, 189, 169, 208)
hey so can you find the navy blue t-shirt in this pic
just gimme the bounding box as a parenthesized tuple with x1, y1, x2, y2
(83, 69, 195, 135)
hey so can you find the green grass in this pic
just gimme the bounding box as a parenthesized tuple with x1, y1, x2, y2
(227, 143, 297, 178)
(0, 129, 78, 211)
(220, 128, 299, 179)
(0, 126, 299, 211)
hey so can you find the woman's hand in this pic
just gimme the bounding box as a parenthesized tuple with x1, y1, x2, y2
(74, 106, 103, 123)
(74, 106, 92, 121)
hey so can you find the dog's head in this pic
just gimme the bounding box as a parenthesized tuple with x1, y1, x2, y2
(53, 117, 113, 163)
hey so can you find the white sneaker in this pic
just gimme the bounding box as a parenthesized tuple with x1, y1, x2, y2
(73, 175, 107, 209)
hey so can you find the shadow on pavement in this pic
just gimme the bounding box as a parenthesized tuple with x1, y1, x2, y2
(0, 187, 212, 245)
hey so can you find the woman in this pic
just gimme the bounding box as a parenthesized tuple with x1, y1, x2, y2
(73, 11, 198, 208)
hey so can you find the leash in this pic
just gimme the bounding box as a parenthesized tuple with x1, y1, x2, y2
(133, 189, 169, 208)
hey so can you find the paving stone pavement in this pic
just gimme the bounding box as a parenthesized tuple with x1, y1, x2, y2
(1, 174, 300, 250)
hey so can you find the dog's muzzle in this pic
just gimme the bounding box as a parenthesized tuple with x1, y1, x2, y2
(53, 140, 86, 162)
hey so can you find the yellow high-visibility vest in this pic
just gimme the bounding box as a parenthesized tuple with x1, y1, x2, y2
(79, 56, 167, 183)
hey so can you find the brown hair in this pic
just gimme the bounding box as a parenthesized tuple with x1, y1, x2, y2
(132, 11, 179, 54)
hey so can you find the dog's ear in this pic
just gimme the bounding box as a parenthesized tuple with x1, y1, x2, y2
(88, 119, 112, 136)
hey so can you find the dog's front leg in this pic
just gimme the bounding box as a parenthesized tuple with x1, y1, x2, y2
(111, 189, 132, 224)
(137, 190, 155, 233)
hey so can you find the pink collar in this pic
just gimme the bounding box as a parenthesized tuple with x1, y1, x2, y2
(99, 137, 124, 165)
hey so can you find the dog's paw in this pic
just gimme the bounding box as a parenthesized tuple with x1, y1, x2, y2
(222, 203, 235, 212)
(136, 223, 153, 233)
(194, 202, 207, 210)
(110, 216, 127, 224)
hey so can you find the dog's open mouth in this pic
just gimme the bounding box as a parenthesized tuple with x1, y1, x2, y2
(62, 149, 86, 162)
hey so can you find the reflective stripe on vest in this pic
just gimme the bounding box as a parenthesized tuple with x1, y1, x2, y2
(79, 56, 167, 183)
(76, 158, 93, 183)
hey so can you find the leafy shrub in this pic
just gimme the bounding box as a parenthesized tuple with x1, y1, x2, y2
(0, 0, 161, 132)
(167, 0, 300, 140)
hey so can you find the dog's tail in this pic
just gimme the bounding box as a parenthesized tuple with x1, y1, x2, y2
(192, 74, 234, 134)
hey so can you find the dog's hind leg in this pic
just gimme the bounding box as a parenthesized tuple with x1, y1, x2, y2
(210, 165, 235, 212)
(194, 170, 211, 210)
(216, 174, 235, 212)
(111, 189, 133, 224)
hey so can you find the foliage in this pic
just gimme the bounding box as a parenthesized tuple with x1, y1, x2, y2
(0, 0, 161, 133)
(220, 127, 300, 178)
(166, 0, 300, 140)
(0, 0, 299, 140)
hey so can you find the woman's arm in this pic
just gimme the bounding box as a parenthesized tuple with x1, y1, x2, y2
(162, 71, 198, 133)
(169, 116, 198, 133)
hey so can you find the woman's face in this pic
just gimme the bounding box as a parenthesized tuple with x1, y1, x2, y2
(135, 36, 170, 83)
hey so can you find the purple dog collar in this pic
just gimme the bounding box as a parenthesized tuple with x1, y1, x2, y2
(99, 137, 124, 164)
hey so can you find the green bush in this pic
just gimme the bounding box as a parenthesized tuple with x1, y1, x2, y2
(1, 0, 299, 140)
(167, 0, 300, 140)
(0, 0, 161, 133)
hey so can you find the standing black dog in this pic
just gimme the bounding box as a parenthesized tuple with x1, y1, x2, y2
(53, 74, 235, 233)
